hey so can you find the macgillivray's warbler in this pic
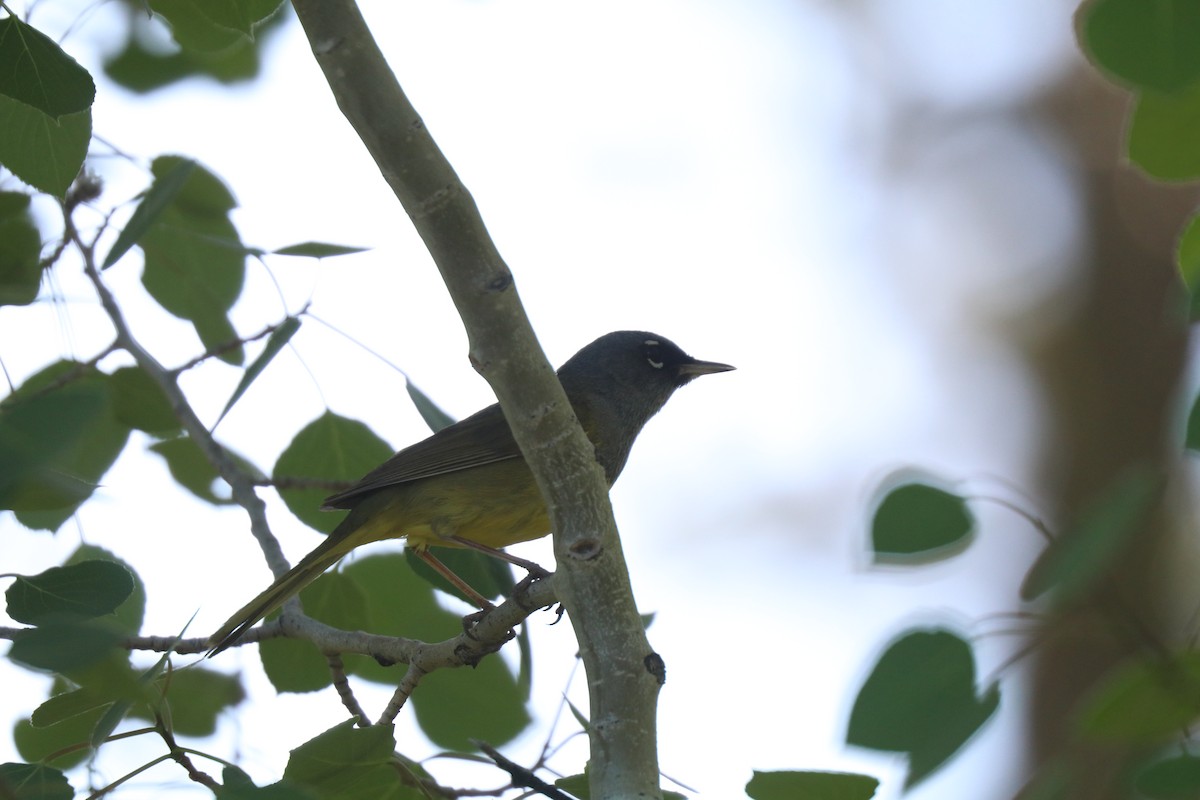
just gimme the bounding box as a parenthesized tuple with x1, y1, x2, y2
(208, 331, 733, 654)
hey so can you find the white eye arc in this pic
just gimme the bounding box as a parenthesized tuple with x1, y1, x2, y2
(643, 340, 664, 369)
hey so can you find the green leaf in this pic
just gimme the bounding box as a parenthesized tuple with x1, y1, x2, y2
(110, 366, 181, 436)
(1135, 753, 1200, 799)
(148, 0, 285, 51)
(139, 155, 246, 365)
(403, 547, 514, 605)
(1187, 390, 1200, 452)
(405, 382, 455, 433)
(0, 17, 95, 118)
(103, 8, 287, 93)
(0, 96, 90, 197)
(1020, 465, 1161, 602)
(0, 362, 130, 530)
(5, 561, 133, 625)
(283, 720, 421, 800)
(259, 571, 368, 693)
(272, 242, 369, 259)
(214, 316, 300, 428)
(102, 157, 196, 269)
(745, 770, 880, 800)
(411, 644, 531, 750)
(148, 435, 255, 505)
(0, 190, 42, 307)
(67, 545, 146, 635)
(341, 554, 460, 684)
(127, 667, 245, 736)
(13, 708, 103, 769)
(1078, 0, 1200, 92)
(1079, 651, 1200, 741)
(274, 412, 393, 533)
(847, 628, 999, 788)
(219, 767, 316, 800)
(1177, 211, 1200, 323)
(9, 618, 123, 674)
(869, 479, 974, 563)
(0, 762, 73, 800)
(30, 685, 115, 728)
(1129, 85, 1200, 181)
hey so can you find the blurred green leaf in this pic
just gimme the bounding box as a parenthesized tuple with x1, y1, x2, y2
(0, 191, 42, 307)
(215, 316, 300, 428)
(148, 0, 284, 51)
(745, 770, 879, 800)
(5, 561, 133, 625)
(127, 666, 245, 736)
(149, 435, 262, 505)
(1078, 0, 1200, 92)
(272, 242, 369, 259)
(220, 766, 316, 800)
(1129, 85, 1200, 181)
(103, 157, 196, 270)
(9, 618, 123, 674)
(1187, 390, 1200, 452)
(870, 479, 974, 563)
(1, 362, 130, 530)
(283, 720, 421, 800)
(259, 571, 368, 693)
(1135, 753, 1200, 799)
(405, 383, 455, 433)
(274, 412, 393, 533)
(110, 365, 182, 436)
(847, 628, 998, 788)
(139, 156, 246, 365)
(411, 644, 531, 751)
(0, 96, 89, 197)
(1177, 211, 1200, 322)
(0, 17, 95, 118)
(13, 710, 100, 770)
(1020, 465, 1161, 602)
(1079, 651, 1200, 741)
(0, 761, 73, 799)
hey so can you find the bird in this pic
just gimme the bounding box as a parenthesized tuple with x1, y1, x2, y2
(207, 331, 733, 654)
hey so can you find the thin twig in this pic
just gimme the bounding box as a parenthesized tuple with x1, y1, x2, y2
(327, 653, 373, 725)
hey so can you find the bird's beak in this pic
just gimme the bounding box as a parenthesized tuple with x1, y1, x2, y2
(678, 358, 735, 377)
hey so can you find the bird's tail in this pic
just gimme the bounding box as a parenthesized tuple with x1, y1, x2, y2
(206, 536, 350, 657)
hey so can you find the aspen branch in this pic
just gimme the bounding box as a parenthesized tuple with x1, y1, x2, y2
(288, 2, 663, 795)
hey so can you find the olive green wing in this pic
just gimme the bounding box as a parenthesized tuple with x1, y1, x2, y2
(322, 402, 522, 509)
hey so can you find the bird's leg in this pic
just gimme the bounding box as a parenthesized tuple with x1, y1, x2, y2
(415, 548, 494, 610)
(445, 535, 551, 580)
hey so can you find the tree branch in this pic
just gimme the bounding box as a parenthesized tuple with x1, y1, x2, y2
(288, 2, 662, 795)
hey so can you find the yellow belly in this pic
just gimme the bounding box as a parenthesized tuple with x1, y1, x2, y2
(333, 458, 552, 554)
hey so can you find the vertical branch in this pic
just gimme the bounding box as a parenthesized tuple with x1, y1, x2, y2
(287, 2, 662, 795)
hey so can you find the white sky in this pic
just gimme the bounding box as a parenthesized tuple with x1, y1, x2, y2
(2, 0, 1088, 798)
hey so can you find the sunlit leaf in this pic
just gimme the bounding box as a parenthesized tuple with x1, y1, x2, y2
(1129, 85, 1200, 181)
(1079, 651, 1200, 741)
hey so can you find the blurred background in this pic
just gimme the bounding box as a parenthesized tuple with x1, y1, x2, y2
(3, 0, 1197, 797)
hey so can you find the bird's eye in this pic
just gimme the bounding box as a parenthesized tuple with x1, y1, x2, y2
(643, 341, 664, 369)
